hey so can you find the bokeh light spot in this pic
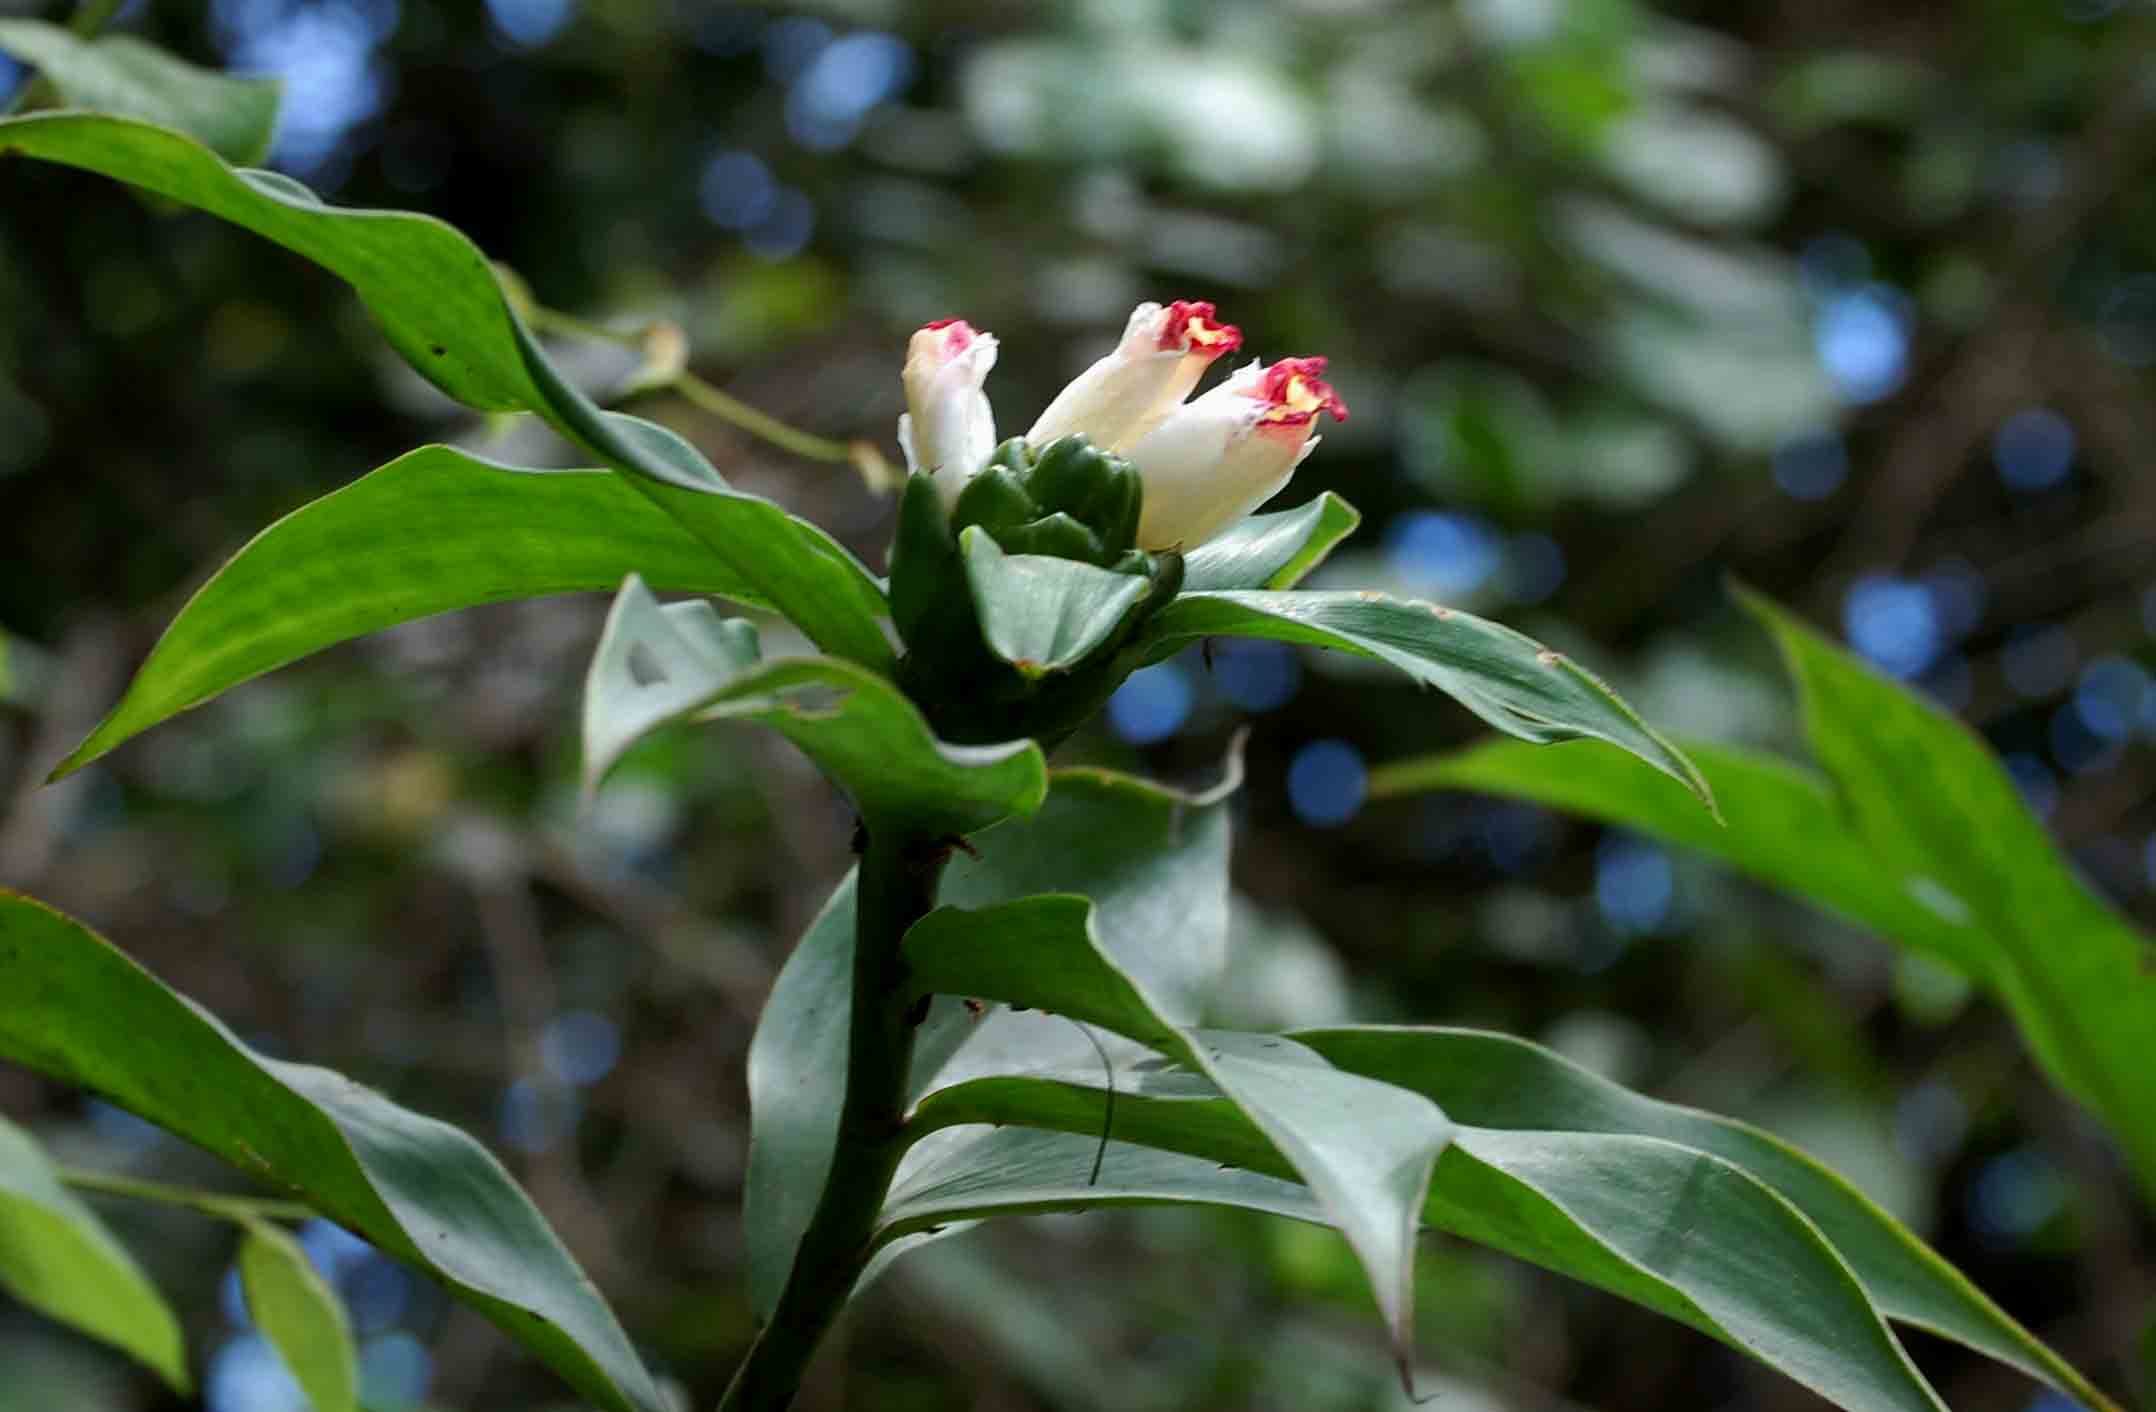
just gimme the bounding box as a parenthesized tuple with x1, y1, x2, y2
(1107, 663, 1193, 745)
(1287, 740, 1367, 829)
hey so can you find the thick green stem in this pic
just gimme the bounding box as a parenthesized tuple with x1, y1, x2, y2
(719, 828, 946, 1412)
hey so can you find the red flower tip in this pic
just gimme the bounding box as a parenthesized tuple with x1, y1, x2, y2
(1159, 300, 1243, 358)
(1251, 356, 1348, 427)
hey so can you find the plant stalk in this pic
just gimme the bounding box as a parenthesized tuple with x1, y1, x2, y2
(718, 827, 945, 1412)
(61, 1167, 316, 1224)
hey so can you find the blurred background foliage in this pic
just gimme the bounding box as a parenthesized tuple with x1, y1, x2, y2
(2, 0, 2154, 1409)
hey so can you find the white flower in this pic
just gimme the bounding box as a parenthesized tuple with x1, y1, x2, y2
(1125, 356, 1348, 550)
(898, 319, 999, 509)
(1024, 300, 1242, 454)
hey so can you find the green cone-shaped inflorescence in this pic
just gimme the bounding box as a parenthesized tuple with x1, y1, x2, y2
(955, 435, 1148, 572)
(889, 436, 1182, 746)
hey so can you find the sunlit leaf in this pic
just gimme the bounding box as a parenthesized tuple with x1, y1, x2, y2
(239, 1221, 359, 1412)
(0, 1115, 188, 1391)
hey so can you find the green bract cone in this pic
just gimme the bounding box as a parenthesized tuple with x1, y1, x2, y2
(888, 436, 1180, 746)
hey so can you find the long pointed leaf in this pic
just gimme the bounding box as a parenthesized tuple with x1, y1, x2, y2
(0, 893, 663, 1412)
(1294, 1025, 2114, 1409)
(0, 112, 891, 675)
(1368, 585, 2156, 1206)
(903, 897, 1452, 1361)
(889, 1079, 1951, 1412)
(53, 447, 786, 779)
(1138, 589, 1713, 809)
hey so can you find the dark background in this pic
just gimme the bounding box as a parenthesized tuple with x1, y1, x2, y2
(2, 1, 2154, 1409)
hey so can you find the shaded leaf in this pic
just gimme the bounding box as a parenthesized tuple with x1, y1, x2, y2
(903, 897, 1451, 1360)
(1180, 493, 1361, 592)
(54, 448, 786, 779)
(0, 21, 278, 163)
(0, 113, 890, 675)
(960, 529, 1150, 676)
(0, 1116, 188, 1391)
(240, 1221, 359, 1412)
(888, 1079, 1950, 1412)
(582, 576, 761, 791)
(1294, 1026, 2113, 1409)
(743, 767, 1235, 1319)
(1368, 585, 2156, 1205)
(1138, 590, 1713, 809)
(0, 893, 663, 1412)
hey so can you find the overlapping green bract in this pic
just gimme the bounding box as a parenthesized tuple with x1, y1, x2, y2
(1370, 587, 2156, 1207)
(0, 893, 665, 1412)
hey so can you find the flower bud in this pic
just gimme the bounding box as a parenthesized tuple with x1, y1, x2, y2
(898, 319, 999, 509)
(1126, 356, 1348, 550)
(1025, 300, 1242, 454)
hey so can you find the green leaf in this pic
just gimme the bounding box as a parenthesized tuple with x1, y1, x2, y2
(1179, 493, 1361, 592)
(0, 21, 279, 164)
(743, 766, 1235, 1319)
(239, 1221, 359, 1412)
(1292, 1026, 2112, 1410)
(0, 113, 891, 672)
(903, 897, 1452, 1362)
(52, 447, 794, 779)
(1138, 589, 1714, 810)
(960, 528, 1151, 676)
(887, 1085, 1951, 1412)
(0, 892, 663, 1412)
(582, 576, 761, 791)
(1368, 585, 2156, 1206)
(0, 1115, 188, 1391)
(585, 575, 1046, 834)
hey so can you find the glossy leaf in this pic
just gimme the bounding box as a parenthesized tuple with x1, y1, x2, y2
(1294, 1026, 2113, 1409)
(1180, 493, 1361, 592)
(960, 529, 1150, 676)
(240, 1221, 359, 1412)
(903, 896, 1452, 1359)
(53, 448, 788, 779)
(0, 1115, 188, 1391)
(0, 20, 279, 163)
(581, 581, 1045, 834)
(1138, 590, 1713, 809)
(0, 113, 891, 671)
(0, 893, 663, 1412)
(1369, 586, 2156, 1204)
(887, 1078, 1950, 1412)
(743, 766, 1235, 1319)
(582, 576, 761, 791)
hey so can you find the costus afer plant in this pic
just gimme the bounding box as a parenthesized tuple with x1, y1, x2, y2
(0, 24, 2138, 1412)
